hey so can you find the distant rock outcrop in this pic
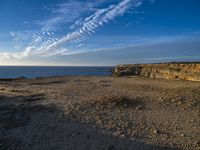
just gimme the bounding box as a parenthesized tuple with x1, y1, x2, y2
(113, 63, 200, 81)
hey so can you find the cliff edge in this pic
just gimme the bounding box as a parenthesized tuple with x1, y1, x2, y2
(113, 62, 200, 81)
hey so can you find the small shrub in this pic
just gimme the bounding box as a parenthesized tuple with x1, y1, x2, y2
(98, 94, 144, 108)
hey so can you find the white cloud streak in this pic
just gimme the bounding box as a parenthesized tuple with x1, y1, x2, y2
(34, 0, 142, 55)
(0, 0, 143, 60)
(37, 1, 100, 31)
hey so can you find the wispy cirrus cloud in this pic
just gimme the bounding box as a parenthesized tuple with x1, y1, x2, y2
(37, 1, 95, 31)
(33, 0, 142, 55)
(0, 0, 143, 60)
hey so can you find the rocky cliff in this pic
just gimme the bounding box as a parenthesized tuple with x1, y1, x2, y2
(113, 63, 200, 81)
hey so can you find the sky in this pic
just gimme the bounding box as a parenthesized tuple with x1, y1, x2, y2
(0, 0, 200, 66)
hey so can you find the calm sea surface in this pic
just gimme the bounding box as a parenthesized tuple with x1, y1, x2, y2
(0, 66, 113, 78)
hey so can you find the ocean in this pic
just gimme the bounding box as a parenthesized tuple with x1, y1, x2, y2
(0, 66, 113, 78)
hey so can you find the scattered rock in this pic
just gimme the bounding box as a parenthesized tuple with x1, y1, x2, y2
(180, 134, 185, 137)
(85, 134, 90, 138)
(153, 129, 160, 135)
(107, 144, 115, 150)
(135, 105, 143, 111)
(195, 141, 200, 145)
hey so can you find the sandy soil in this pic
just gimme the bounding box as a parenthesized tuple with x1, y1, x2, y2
(0, 76, 200, 150)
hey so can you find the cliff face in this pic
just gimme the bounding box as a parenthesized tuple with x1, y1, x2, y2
(113, 63, 200, 81)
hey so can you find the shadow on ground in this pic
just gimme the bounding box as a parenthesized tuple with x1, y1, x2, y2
(0, 95, 178, 150)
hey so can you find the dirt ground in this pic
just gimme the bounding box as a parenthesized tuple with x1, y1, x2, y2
(0, 76, 200, 150)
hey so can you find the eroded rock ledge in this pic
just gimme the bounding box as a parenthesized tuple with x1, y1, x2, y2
(113, 63, 200, 81)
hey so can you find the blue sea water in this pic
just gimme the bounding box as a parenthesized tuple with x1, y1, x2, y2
(0, 66, 113, 78)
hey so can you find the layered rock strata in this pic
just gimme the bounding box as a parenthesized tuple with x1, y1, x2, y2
(113, 63, 200, 81)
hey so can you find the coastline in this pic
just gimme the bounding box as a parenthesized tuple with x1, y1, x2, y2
(0, 75, 200, 149)
(113, 62, 200, 81)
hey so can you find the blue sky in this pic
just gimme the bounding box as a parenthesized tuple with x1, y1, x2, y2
(0, 0, 200, 66)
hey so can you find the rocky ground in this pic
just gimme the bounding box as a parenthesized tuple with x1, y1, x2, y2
(0, 76, 200, 150)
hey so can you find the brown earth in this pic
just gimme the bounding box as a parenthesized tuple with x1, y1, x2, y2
(0, 76, 200, 150)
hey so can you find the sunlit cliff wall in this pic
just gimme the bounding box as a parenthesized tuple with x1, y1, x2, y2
(113, 63, 200, 81)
